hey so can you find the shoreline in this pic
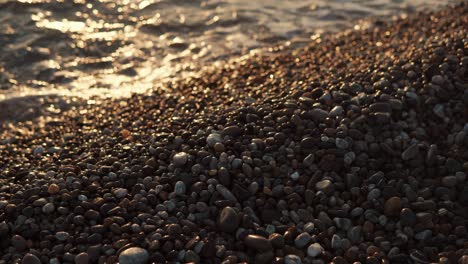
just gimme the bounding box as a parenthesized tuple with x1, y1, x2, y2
(1, 3, 468, 264)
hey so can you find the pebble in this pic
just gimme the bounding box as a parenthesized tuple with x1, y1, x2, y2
(384, 196, 402, 216)
(206, 133, 222, 147)
(21, 254, 41, 264)
(294, 232, 311, 248)
(42, 202, 55, 214)
(12, 235, 27, 251)
(119, 247, 149, 264)
(441, 176, 457, 187)
(217, 207, 239, 233)
(331, 234, 342, 249)
(315, 180, 334, 194)
(303, 153, 315, 167)
(0, 5, 466, 264)
(401, 144, 419, 160)
(173, 152, 188, 167)
(114, 188, 128, 198)
(216, 184, 237, 202)
(307, 243, 324, 257)
(48, 183, 60, 194)
(285, 254, 302, 264)
(75, 253, 90, 264)
(222, 125, 242, 137)
(244, 234, 272, 252)
(55, 231, 70, 241)
(174, 181, 186, 195)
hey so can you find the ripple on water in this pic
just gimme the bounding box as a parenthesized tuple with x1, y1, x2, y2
(0, 0, 457, 101)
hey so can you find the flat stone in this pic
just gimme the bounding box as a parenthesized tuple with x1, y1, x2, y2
(217, 207, 239, 233)
(119, 247, 149, 264)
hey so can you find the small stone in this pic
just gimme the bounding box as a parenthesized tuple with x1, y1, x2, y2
(401, 144, 419, 160)
(315, 180, 334, 194)
(307, 243, 324, 257)
(218, 207, 239, 233)
(55, 231, 70, 241)
(310, 108, 329, 122)
(48, 183, 60, 194)
(415, 230, 432, 241)
(255, 251, 275, 264)
(216, 184, 237, 202)
(335, 138, 349, 149)
(441, 176, 457, 187)
(114, 188, 128, 198)
(303, 222, 314, 233)
(384, 197, 402, 216)
(206, 133, 222, 147)
(344, 152, 356, 165)
(290, 171, 300, 181)
(294, 232, 311, 248)
(12, 234, 27, 251)
(400, 208, 416, 227)
(433, 104, 445, 119)
(347, 226, 362, 243)
(21, 254, 41, 264)
(33, 146, 44, 155)
(303, 154, 315, 167)
(431, 75, 444, 85)
(285, 254, 302, 264)
(244, 234, 272, 252)
(75, 252, 90, 264)
(369, 102, 392, 113)
(119, 247, 149, 264)
(329, 106, 344, 117)
(222, 125, 242, 137)
(331, 234, 342, 249)
(184, 250, 199, 263)
(42, 203, 55, 214)
(174, 181, 186, 195)
(173, 152, 188, 167)
(269, 233, 285, 248)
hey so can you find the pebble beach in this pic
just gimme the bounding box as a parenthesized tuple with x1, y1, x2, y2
(1, 2, 468, 264)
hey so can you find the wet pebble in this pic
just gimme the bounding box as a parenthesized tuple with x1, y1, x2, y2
(217, 206, 239, 233)
(119, 247, 149, 264)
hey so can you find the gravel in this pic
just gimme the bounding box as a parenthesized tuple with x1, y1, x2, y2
(0, 3, 467, 264)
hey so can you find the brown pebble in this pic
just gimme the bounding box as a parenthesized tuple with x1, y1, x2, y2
(48, 183, 60, 194)
(384, 196, 402, 216)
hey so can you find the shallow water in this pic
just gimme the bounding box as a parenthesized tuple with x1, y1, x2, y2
(0, 0, 457, 102)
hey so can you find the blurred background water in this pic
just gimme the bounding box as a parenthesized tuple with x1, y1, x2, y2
(0, 0, 457, 102)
